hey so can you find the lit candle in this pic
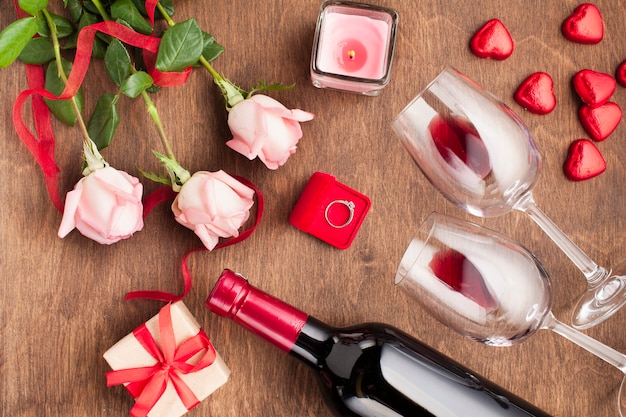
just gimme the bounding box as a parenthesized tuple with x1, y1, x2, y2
(311, 1, 398, 95)
(317, 14, 386, 78)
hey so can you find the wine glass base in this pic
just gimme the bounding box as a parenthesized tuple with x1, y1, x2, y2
(571, 274, 626, 329)
(619, 377, 626, 417)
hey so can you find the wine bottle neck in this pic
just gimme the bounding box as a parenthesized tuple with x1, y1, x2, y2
(290, 316, 336, 367)
(206, 269, 309, 353)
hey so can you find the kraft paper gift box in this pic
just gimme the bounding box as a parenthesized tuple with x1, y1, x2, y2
(104, 301, 230, 417)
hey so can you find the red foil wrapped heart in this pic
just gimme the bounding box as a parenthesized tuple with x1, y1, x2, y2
(514, 72, 556, 115)
(469, 19, 514, 60)
(572, 69, 616, 107)
(563, 139, 606, 181)
(578, 102, 622, 141)
(561, 3, 604, 44)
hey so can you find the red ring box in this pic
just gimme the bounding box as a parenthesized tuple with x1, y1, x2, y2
(289, 172, 371, 249)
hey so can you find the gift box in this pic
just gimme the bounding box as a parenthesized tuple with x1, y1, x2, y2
(290, 171, 371, 249)
(104, 301, 230, 417)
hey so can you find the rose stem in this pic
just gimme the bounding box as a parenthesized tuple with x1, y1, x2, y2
(42, 9, 92, 145)
(155, 1, 245, 108)
(90, 0, 111, 21)
(90, 0, 176, 162)
(138, 82, 176, 161)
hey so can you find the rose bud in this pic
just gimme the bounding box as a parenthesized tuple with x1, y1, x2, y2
(58, 166, 144, 244)
(171, 170, 255, 250)
(226, 94, 314, 169)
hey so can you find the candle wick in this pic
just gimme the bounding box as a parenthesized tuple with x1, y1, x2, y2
(348, 49, 356, 60)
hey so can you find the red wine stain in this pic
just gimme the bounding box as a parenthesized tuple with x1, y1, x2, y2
(428, 115, 492, 178)
(429, 249, 498, 311)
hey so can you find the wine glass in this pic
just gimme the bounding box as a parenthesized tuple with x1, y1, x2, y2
(390, 67, 626, 329)
(395, 212, 626, 415)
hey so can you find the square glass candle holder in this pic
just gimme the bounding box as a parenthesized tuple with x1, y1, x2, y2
(310, 1, 398, 96)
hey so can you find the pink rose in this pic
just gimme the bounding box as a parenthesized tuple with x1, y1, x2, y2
(58, 166, 144, 244)
(226, 94, 315, 169)
(172, 170, 255, 250)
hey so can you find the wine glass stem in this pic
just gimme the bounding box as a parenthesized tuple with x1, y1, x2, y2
(544, 314, 626, 373)
(515, 193, 609, 286)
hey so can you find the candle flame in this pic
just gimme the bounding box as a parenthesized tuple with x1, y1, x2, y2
(348, 49, 356, 60)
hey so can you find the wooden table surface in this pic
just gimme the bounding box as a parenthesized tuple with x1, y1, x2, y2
(2, 1, 626, 416)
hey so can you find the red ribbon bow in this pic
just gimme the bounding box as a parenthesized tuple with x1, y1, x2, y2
(106, 303, 216, 417)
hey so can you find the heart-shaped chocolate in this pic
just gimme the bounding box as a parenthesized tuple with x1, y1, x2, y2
(578, 102, 622, 141)
(561, 3, 603, 44)
(514, 72, 556, 115)
(573, 69, 616, 107)
(470, 19, 514, 60)
(563, 139, 606, 181)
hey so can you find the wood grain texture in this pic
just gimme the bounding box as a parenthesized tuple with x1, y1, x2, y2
(2, 1, 626, 416)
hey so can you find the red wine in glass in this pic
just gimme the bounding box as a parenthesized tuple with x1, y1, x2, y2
(429, 114, 492, 179)
(429, 248, 498, 311)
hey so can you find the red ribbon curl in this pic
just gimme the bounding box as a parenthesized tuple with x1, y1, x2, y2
(105, 303, 216, 417)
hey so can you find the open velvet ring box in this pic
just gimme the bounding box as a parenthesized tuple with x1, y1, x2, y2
(290, 172, 371, 249)
(310, 0, 399, 95)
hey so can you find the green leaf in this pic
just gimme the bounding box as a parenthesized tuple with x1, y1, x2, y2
(77, 8, 99, 29)
(91, 36, 108, 59)
(82, 1, 101, 15)
(0, 17, 38, 68)
(105, 39, 132, 87)
(111, 0, 153, 35)
(156, 18, 203, 72)
(18, 37, 55, 64)
(146, 84, 161, 93)
(248, 81, 295, 97)
(18, 0, 48, 16)
(151, 150, 190, 190)
(65, 0, 84, 23)
(43, 58, 83, 126)
(201, 32, 224, 63)
(37, 12, 75, 38)
(129, 0, 147, 15)
(88, 94, 120, 150)
(120, 71, 153, 98)
(137, 167, 171, 186)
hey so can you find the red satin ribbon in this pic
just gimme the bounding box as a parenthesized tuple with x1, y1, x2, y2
(145, 0, 160, 28)
(105, 303, 216, 417)
(12, 1, 63, 212)
(127, 176, 264, 302)
(141, 185, 178, 219)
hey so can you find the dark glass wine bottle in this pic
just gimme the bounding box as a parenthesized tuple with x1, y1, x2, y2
(206, 269, 551, 417)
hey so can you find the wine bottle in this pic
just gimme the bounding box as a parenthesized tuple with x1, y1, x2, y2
(206, 269, 551, 417)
